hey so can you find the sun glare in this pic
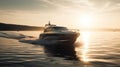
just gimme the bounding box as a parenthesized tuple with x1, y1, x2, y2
(78, 14, 95, 28)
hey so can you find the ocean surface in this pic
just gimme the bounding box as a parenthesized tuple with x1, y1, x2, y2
(0, 31, 120, 67)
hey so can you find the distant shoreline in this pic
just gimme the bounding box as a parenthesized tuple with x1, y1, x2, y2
(1, 22, 120, 31)
(0, 22, 44, 31)
(78, 28, 120, 32)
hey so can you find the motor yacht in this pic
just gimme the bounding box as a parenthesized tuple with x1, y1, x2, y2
(39, 22, 80, 44)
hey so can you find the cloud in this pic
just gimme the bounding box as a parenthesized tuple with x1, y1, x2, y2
(0, 0, 57, 11)
(40, 0, 95, 13)
(89, 0, 120, 13)
(0, 0, 120, 14)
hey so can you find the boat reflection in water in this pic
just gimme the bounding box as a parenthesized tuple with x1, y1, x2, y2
(44, 43, 78, 60)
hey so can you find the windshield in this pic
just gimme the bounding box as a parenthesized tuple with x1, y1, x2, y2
(44, 27, 68, 32)
(52, 27, 68, 30)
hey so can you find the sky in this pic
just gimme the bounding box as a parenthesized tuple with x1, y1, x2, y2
(0, 0, 120, 29)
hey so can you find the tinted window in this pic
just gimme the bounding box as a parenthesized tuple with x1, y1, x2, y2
(44, 27, 68, 32)
(53, 27, 68, 30)
(44, 27, 53, 32)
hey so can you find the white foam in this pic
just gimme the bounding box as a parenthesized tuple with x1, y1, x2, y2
(0, 31, 26, 39)
(0, 31, 58, 45)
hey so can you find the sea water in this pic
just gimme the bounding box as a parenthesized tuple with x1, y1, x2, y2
(0, 31, 119, 67)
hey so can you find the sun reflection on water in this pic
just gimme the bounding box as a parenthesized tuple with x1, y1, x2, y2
(76, 31, 91, 63)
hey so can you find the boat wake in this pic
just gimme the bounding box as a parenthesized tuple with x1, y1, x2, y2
(0, 31, 26, 39)
(0, 31, 43, 45)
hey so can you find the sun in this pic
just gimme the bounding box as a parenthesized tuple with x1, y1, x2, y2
(79, 14, 95, 27)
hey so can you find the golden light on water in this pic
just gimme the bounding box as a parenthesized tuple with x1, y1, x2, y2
(81, 32, 90, 62)
(76, 32, 91, 62)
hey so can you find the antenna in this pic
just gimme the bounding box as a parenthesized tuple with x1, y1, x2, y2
(48, 21, 51, 25)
